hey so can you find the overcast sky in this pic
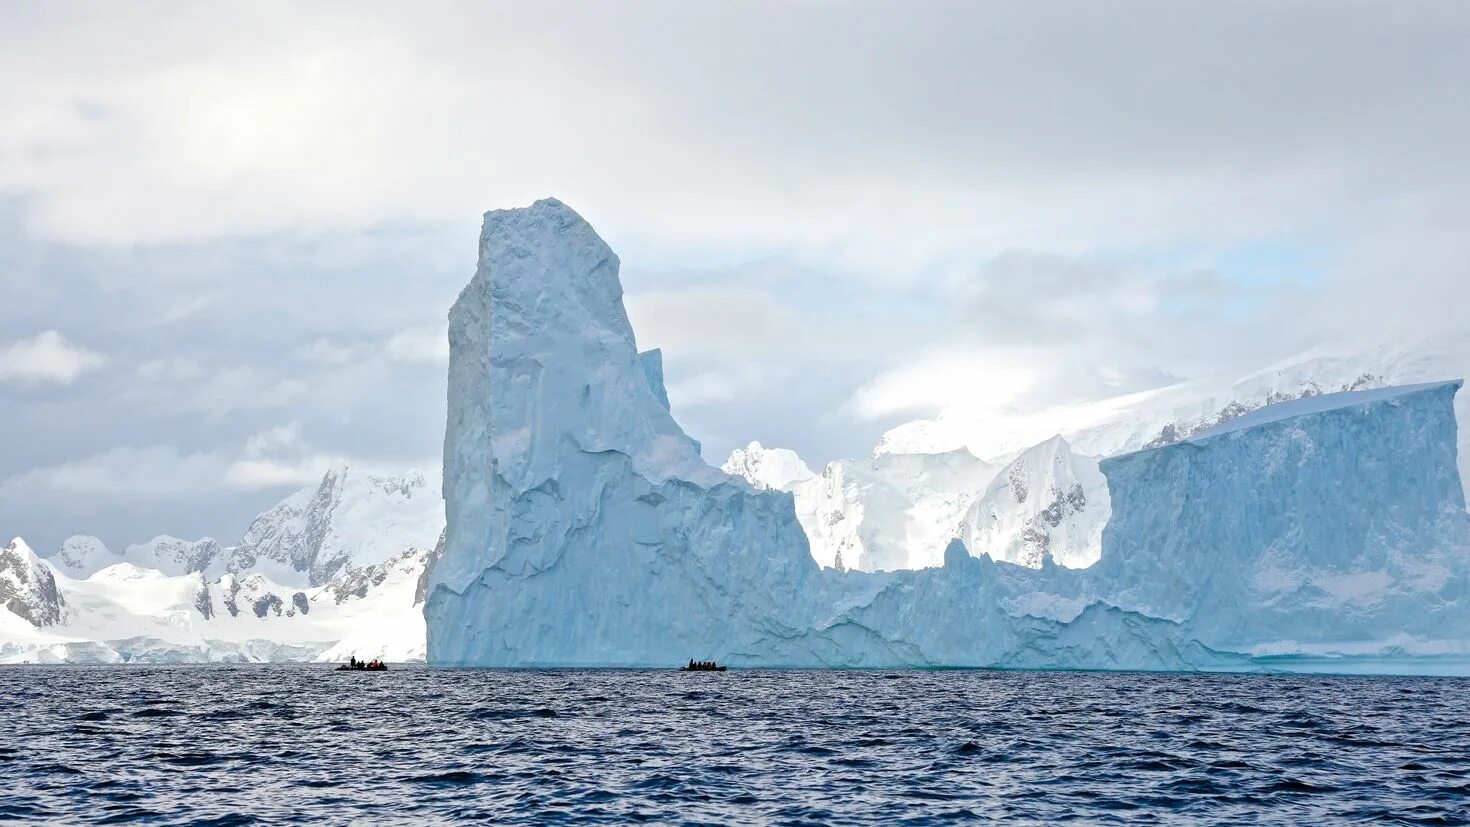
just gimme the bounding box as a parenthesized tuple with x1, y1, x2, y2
(4, 1, 1469, 551)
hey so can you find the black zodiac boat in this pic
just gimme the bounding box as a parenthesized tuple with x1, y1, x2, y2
(681, 660, 727, 672)
(337, 656, 388, 671)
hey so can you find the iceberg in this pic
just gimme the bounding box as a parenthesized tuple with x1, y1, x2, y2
(427, 198, 1470, 673)
(1093, 381, 1470, 653)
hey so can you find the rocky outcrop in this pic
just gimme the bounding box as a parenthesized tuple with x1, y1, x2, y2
(0, 539, 65, 626)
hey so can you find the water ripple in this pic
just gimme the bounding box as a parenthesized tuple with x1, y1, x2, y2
(4, 666, 1470, 823)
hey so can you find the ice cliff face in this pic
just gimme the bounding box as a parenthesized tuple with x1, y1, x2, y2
(427, 198, 821, 665)
(429, 199, 1470, 673)
(956, 436, 1108, 569)
(1094, 381, 1470, 653)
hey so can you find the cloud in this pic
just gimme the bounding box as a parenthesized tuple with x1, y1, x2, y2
(195, 367, 310, 417)
(156, 293, 217, 324)
(224, 422, 349, 489)
(295, 337, 361, 365)
(0, 444, 225, 497)
(4, 2, 1470, 547)
(2, 2, 1465, 278)
(222, 456, 341, 490)
(136, 357, 204, 382)
(0, 330, 105, 384)
(837, 244, 1308, 430)
(385, 326, 448, 364)
(849, 351, 1039, 421)
(0, 424, 349, 499)
(665, 364, 773, 409)
(955, 251, 1234, 347)
(241, 422, 304, 457)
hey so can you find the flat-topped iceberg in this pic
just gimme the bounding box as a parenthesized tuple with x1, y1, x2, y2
(426, 199, 1470, 673)
(1096, 380, 1470, 655)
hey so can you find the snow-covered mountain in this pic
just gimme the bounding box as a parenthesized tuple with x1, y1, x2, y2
(721, 441, 815, 491)
(955, 436, 1108, 569)
(723, 441, 1000, 571)
(0, 466, 442, 664)
(51, 535, 113, 577)
(1, 538, 65, 627)
(48, 535, 227, 579)
(799, 449, 997, 572)
(227, 467, 443, 587)
(126, 536, 227, 577)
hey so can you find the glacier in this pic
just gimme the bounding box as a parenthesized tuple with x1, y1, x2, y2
(427, 198, 1470, 673)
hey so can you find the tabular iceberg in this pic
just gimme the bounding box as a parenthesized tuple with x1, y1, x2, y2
(426, 198, 1470, 673)
(1094, 382, 1470, 660)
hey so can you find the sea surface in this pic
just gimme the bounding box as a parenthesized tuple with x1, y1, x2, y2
(3, 666, 1469, 824)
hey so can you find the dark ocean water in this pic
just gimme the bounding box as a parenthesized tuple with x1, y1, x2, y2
(3, 666, 1470, 825)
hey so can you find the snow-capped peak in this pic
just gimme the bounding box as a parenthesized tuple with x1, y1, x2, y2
(123, 536, 225, 578)
(50, 535, 115, 577)
(956, 434, 1109, 569)
(227, 465, 443, 587)
(796, 448, 999, 572)
(721, 441, 816, 491)
(1, 538, 66, 627)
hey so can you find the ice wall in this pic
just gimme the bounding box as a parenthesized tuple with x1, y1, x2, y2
(426, 199, 825, 665)
(1095, 381, 1470, 655)
(428, 199, 1470, 673)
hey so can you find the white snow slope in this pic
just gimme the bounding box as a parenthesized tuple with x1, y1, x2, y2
(228, 467, 443, 587)
(427, 198, 1470, 674)
(722, 441, 1002, 571)
(956, 436, 1108, 569)
(878, 335, 1470, 501)
(0, 467, 441, 664)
